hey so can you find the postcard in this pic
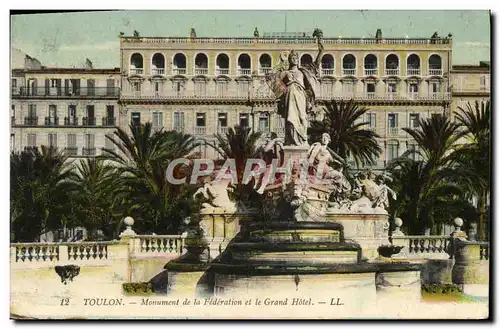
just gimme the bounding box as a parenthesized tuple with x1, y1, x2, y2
(10, 9, 491, 320)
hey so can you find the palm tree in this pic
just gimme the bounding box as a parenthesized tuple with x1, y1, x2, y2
(453, 100, 491, 240)
(67, 158, 126, 240)
(308, 99, 382, 168)
(10, 146, 73, 242)
(102, 122, 200, 234)
(387, 114, 476, 234)
(208, 125, 263, 185)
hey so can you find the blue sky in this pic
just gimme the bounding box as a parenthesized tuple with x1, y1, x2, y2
(11, 10, 490, 68)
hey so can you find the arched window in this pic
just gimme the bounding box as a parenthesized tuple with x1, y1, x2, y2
(238, 54, 251, 75)
(259, 54, 272, 74)
(194, 53, 208, 75)
(151, 53, 165, 75)
(130, 53, 144, 75)
(342, 54, 356, 75)
(406, 54, 421, 76)
(216, 53, 230, 75)
(364, 54, 378, 75)
(385, 54, 399, 75)
(321, 54, 334, 76)
(172, 53, 187, 75)
(300, 54, 313, 67)
(428, 54, 442, 75)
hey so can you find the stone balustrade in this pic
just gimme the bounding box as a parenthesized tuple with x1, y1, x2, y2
(390, 235, 451, 259)
(135, 235, 185, 255)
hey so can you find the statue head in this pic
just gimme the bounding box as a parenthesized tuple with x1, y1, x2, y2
(288, 50, 299, 66)
(321, 133, 331, 145)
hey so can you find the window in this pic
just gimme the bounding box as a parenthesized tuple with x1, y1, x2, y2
(49, 105, 57, 118)
(239, 113, 249, 127)
(132, 81, 141, 95)
(11, 105, 15, 119)
(154, 81, 161, 95)
(50, 79, 58, 88)
(218, 113, 228, 127)
(85, 134, 95, 155)
(86, 105, 95, 118)
(10, 134, 14, 151)
(409, 83, 419, 93)
(152, 111, 163, 131)
(366, 83, 376, 98)
(194, 81, 207, 96)
(387, 143, 399, 161)
(367, 113, 376, 128)
(321, 81, 334, 98)
(106, 105, 114, 118)
(430, 81, 440, 94)
(258, 113, 269, 132)
(48, 133, 57, 148)
(27, 133, 36, 147)
(172, 80, 184, 96)
(173, 111, 185, 131)
(342, 81, 354, 94)
(66, 134, 77, 155)
(407, 143, 420, 161)
(237, 81, 250, 97)
(11, 79, 17, 88)
(216, 81, 229, 97)
(388, 113, 398, 128)
(131, 112, 141, 126)
(28, 104, 36, 117)
(387, 83, 397, 93)
(196, 113, 206, 127)
(409, 113, 420, 128)
(87, 79, 95, 96)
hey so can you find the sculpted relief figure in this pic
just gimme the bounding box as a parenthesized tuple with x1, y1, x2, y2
(308, 133, 351, 200)
(267, 40, 324, 147)
(193, 176, 237, 213)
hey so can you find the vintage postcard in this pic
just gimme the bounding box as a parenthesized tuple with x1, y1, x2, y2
(9, 9, 491, 320)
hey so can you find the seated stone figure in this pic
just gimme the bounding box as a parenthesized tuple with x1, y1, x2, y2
(307, 133, 351, 198)
(193, 175, 237, 213)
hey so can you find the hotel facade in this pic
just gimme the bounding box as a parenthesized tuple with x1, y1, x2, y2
(11, 29, 490, 170)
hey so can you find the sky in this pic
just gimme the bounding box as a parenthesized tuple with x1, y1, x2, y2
(10, 10, 491, 68)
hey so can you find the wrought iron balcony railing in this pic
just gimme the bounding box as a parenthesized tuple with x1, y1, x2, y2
(14, 87, 120, 98)
(64, 117, 79, 126)
(82, 117, 96, 126)
(44, 117, 59, 126)
(24, 116, 38, 126)
(102, 117, 116, 126)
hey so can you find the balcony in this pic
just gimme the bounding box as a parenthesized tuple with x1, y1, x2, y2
(172, 68, 186, 75)
(321, 69, 335, 76)
(217, 126, 229, 135)
(64, 117, 79, 126)
(238, 68, 251, 76)
(216, 68, 230, 75)
(44, 117, 59, 126)
(385, 92, 399, 100)
(388, 127, 399, 136)
(406, 68, 421, 76)
(385, 69, 399, 76)
(82, 117, 96, 126)
(82, 147, 96, 156)
(14, 87, 120, 98)
(428, 69, 442, 76)
(24, 116, 38, 126)
(365, 92, 376, 99)
(65, 147, 78, 156)
(364, 68, 378, 76)
(151, 68, 165, 75)
(194, 68, 208, 75)
(408, 92, 419, 100)
(259, 67, 272, 75)
(129, 68, 144, 75)
(102, 117, 116, 126)
(195, 126, 206, 135)
(342, 68, 356, 75)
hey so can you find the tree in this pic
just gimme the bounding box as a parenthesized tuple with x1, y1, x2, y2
(10, 146, 73, 242)
(67, 158, 126, 240)
(102, 123, 200, 234)
(453, 100, 491, 240)
(308, 99, 382, 168)
(387, 113, 476, 234)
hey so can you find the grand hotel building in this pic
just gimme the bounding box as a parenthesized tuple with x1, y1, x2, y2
(11, 30, 491, 170)
(118, 31, 453, 167)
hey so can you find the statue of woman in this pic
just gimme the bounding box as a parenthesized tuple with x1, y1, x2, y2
(269, 39, 323, 147)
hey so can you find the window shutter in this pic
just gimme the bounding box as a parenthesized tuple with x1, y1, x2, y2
(45, 79, 50, 95)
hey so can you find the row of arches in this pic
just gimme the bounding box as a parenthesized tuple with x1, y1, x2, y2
(129, 52, 443, 76)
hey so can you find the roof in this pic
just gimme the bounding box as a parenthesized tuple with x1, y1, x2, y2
(11, 67, 121, 74)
